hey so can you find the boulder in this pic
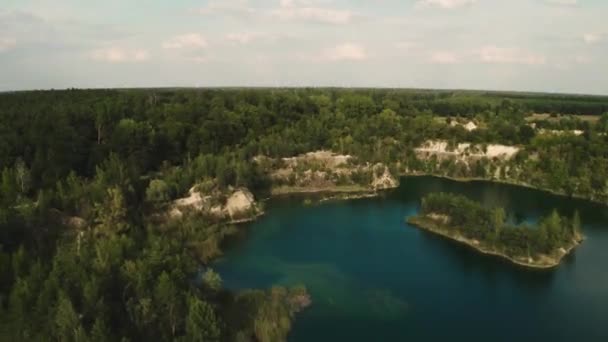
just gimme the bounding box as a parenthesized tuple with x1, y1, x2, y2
(225, 189, 256, 218)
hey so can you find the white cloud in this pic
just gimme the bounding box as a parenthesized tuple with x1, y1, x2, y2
(544, 0, 578, 6)
(198, 0, 353, 25)
(225, 32, 277, 45)
(197, 0, 256, 16)
(162, 34, 210, 63)
(313, 43, 368, 62)
(430, 51, 460, 64)
(583, 33, 601, 44)
(91, 47, 149, 63)
(163, 33, 208, 49)
(271, 2, 353, 24)
(416, 0, 477, 9)
(0, 37, 17, 52)
(476, 46, 546, 65)
(428, 47, 546, 65)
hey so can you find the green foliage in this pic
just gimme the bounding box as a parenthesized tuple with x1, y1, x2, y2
(201, 268, 223, 292)
(154, 272, 183, 338)
(420, 192, 580, 256)
(54, 292, 87, 342)
(228, 285, 310, 342)
(145, 179, 170, 204)
(94, 187, 129, 235)
(0, 88, 605, 341)
(183, 296, 221, 342)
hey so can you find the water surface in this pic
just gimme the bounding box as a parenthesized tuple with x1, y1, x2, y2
(215, 176, 608, 341)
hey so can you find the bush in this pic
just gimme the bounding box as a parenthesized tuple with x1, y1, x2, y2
(146, 179, 170, 203)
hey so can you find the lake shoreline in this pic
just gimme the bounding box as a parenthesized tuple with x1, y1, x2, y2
(269, 173, 607, 208)
(407, 215, 583, 269)
(271, 184, 377, 196)
(402, 172, 607, 206)
(268, 184, 396, 203)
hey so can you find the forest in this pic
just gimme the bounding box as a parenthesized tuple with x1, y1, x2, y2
(0, 88, 607, 340)
(416, 192, 582, 258)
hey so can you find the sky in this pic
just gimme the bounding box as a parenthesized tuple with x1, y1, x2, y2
(0, 0, 607, 94)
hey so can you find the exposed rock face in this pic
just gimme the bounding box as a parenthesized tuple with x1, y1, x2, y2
(416, 140, 519, 161)
(464, 121, 478, 131)
(271, 150, 399, 191)
(281, 150, 352, 169)
(450, 121, 478, 131)
(170, 187, 260, 221)
(538, 129, 584, 136)
(371, 164, 398, 190)
(225, 189, 256, 218)
(173, 186, 205, 211)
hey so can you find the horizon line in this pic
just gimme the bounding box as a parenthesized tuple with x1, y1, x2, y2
(1, 85, 608, 98)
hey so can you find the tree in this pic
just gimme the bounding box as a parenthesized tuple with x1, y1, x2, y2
(491, 207, 505, 243)
(546, 209, 563, 244)
(518, 124, 535, 143)
(146, 179, 170, 204)
(184, 296, 221, 342)
(8, 278, 31, 338)
(215, 156, 232, 188)
(95, 187, 128, 235)
(95, 103, 111, 145)
(1, 168, 16, 204)
(14, 158, 31, 196)
(90, 317, 112, 342)
(154, 272, 181, 338)
(126, 297, 156, 333)
(598, 112, 608, 132)
(55, 293, 87, 342)
(201, 268, 222, 292)
(11, 246, 28, 279)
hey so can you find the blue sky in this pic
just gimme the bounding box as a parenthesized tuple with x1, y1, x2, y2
(0, 0, 607, 94)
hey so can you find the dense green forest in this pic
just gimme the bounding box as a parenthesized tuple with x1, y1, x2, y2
(1, 88, 607, 340)
(414, 192, 582, 258)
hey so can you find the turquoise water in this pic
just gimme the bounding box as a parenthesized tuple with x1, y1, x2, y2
(214, 176, 608, 341)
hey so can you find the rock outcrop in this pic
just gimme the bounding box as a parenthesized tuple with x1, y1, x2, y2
(450, 120, 478, 132)
(371, 164, 398, 190)
(225, 189, 256, 219)
(170, 186, 261, 222)
(415, 140, 519, 161)
(270, 150, 399, 192)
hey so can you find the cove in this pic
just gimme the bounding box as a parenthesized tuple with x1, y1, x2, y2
(213, 176, 608, 341)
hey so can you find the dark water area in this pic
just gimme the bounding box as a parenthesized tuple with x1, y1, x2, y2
(214, 176, 608, 341)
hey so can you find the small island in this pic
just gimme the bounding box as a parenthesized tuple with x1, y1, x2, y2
(407, 193, 584, 269)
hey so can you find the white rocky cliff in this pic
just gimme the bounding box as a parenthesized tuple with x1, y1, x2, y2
(170, 186, 260, 222)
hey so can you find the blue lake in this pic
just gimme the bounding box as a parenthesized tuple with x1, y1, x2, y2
(215, 176, 608, 341)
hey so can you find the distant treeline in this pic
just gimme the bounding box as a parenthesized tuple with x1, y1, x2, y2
(1, 88, 607, 186)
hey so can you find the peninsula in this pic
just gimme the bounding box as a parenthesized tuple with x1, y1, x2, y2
(407, 192, 584, 269)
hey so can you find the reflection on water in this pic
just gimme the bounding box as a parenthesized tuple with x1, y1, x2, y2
(215, 176, 608, 342)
